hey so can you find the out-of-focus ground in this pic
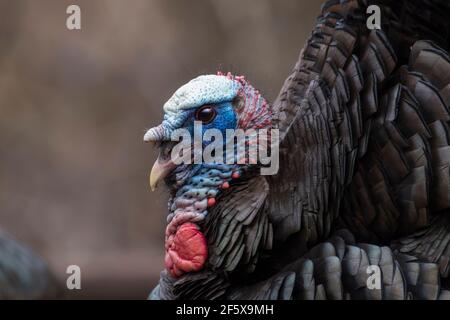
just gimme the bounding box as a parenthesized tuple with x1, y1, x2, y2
(0, 0, 321, 299)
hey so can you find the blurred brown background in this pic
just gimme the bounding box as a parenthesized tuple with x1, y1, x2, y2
(0, 0, 320, 299)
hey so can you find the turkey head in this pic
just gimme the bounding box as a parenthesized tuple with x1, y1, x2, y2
(144, 72, 273, 279)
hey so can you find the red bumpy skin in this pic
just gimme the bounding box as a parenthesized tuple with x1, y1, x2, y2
(165, 222, 208, 278)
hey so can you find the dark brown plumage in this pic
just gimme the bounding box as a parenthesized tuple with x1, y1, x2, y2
(151, 0, 450, 300)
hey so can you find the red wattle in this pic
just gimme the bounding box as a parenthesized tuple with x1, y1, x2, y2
(165, 222, 208, 278)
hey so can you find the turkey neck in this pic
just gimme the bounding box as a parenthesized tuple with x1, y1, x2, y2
(163, 163, 243, 277)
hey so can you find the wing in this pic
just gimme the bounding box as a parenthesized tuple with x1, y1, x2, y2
(268, 0, 450, 253)
(342, 40, 450, 242)
(229, 229, 449, 300)
(392, 213, 450, 281)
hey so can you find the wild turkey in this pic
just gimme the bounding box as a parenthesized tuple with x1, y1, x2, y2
(0, 230, 60, 299)
(145, 0, 450, 300)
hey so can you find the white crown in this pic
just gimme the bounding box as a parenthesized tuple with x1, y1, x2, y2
(163, 75, 241, 117)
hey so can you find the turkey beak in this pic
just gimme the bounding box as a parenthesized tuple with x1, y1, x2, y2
(144, 124, 176, 191)
(149, 155, 176, 191)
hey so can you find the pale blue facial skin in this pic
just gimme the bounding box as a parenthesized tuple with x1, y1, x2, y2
(160, 77, 242, 220)
(168, 100, 240, 190)
(145, 75, 242, 142)
(143, 75, 245, 222)
(160, 76, 240, 165)
(167, 106, 240, 222)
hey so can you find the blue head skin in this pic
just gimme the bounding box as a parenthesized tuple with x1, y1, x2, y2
(144, 74, 241, 143)
(143, 72, 271, 229)
(143, 73, 272, 277)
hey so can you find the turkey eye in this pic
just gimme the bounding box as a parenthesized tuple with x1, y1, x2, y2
(195, 106, 216, 124)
